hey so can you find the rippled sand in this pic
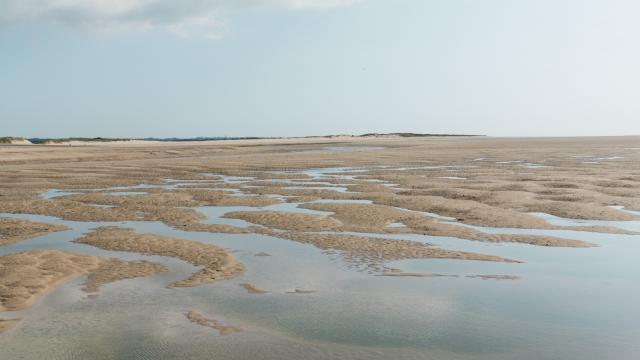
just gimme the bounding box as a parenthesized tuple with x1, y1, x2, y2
(0, 217, 68, 246)
(74, 227, 245, 287)
(0, 249, 166, 314)
(3, 136, 639, 245)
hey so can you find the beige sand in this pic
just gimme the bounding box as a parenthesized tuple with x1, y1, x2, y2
(0, 194, 250, 234)
(225, 211, 343, 232)
(186, 310, 242, 335)
(0, 249, 166, 312)
(298, 202, 595, 247)
(255, 228, 518, 265)
(74, 227, 245, 287)
(0, 318, 20, 333)
(239, 283, 268, 294)
(0, 217, 68, 246)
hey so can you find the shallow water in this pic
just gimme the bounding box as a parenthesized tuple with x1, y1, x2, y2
(529, 211, 640, 232)
(39, 189, 83, 199)
(106, 191, 148, 196)
(282, 185, 350, 193)
(2, 169, 640, 359)
(196, 202, 334, 228)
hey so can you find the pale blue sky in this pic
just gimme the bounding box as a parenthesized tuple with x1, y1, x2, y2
(1, 0, 639, 138)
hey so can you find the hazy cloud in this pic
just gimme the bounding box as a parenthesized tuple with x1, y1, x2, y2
(0, 0, 359, 37)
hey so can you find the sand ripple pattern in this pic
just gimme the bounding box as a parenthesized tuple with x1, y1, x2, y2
(74, 227, 245, 287)
(0, 217, 68, 246)
(0, 249, 166, 312)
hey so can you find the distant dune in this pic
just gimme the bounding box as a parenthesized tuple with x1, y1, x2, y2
(0, 137, 32, 145)
(0, 133, 483, 146)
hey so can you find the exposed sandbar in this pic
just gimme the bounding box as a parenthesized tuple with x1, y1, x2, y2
(186, 310, 241, 335)
(0, 249, 166, 312)
(0, 217, 68, 246)
(299, 202, 595, 247)
(225, 211, 342, 232)
(255, 228, 518, 265)
(74, 227, 245, 287)
(239, 283, 268, 294)
(0, 318, 20, 333)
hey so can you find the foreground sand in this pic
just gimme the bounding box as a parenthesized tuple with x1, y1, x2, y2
(0, 249, 167, 312)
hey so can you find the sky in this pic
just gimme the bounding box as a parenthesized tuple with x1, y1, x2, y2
(1, 0, 639, 138)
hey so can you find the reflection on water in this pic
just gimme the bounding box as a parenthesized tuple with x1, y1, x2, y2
(529, 211, 640, 232)
(2, 168, 640, 359)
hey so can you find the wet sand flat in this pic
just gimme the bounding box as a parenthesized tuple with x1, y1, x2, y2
(2, 136, 639, 244)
